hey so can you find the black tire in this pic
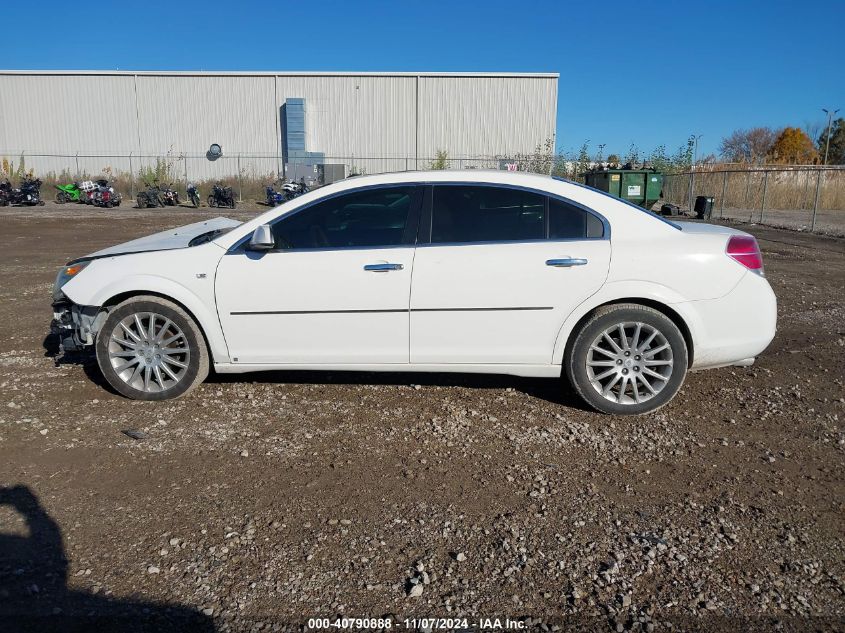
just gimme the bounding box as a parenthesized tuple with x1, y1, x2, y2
(95, 296, 209, 401)
(565, 303, 688, 415)
(56, 192, 68, 203)
(136, 195, 146, 209)
(208, 196, 216, 208)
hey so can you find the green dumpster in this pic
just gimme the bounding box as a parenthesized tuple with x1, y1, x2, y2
(583, 169, 663, 209)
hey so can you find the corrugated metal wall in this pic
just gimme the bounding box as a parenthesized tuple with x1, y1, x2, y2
(0, 72, 557, 179)
(418, 76, 558, 159)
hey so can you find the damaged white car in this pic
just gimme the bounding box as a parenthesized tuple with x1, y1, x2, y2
(51, 171, 777, 414)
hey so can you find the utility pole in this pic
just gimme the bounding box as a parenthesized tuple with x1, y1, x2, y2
(689, 134, 702, 213)
(822, 108, 839, 165)
(693, 134, 703, 166)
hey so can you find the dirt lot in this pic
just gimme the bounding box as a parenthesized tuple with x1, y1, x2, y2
(0, 202, 843, 632)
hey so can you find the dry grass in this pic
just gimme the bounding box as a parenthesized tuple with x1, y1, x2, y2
(663, 167, 845, 212)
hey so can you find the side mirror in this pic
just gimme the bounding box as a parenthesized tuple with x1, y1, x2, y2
(248, 224, 274, 251)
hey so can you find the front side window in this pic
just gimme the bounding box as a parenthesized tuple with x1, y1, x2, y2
(431, 185, 545, 243)
(273, 186, 418, 249)
(549, 198, 605, 239)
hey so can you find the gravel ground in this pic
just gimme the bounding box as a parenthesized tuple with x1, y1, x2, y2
(0, 203, 843, 632)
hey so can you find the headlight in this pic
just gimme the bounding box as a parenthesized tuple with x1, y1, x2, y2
(53, 260, 91, 299)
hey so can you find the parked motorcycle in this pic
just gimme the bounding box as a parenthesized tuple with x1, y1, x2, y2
(281, 181, 305, 200)
(0, 180, 11, 206)
(55, 182, 82, 203)
(265, 185, 285, 206)
(187, 183, 200, 208)
(160, 182, 180, 206)
(79, 180, 97, 204)
(208, 183, 235, 208)
(91, 179, 122, 208)
(9, 176, 44, 206)
(136, 181, 164, 209)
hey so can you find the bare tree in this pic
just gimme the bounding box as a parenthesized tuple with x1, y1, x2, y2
(718, 127, 778, 164)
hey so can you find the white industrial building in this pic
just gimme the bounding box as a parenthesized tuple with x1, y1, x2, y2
(0, 70, 558, 183)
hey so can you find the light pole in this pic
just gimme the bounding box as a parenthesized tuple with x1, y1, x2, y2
(693, 134, 703, 167)
(689, 134, 703, 213)
(822, 108, 839, 165)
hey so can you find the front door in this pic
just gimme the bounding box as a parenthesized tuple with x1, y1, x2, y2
(215, 185, 422, 364)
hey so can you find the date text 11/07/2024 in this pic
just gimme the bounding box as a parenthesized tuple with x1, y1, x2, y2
(307, 617, 527, 630)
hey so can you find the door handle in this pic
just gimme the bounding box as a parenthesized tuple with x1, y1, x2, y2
(364, 263, 404, 272)
(546, 258, 588, 267)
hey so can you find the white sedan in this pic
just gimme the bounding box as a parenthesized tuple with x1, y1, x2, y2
(51, 170, 777, 414)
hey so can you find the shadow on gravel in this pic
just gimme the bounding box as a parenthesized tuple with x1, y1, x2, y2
(41, 333, 120, 397)
(208, 369, 592, 411)
(0, 485, 215, 633)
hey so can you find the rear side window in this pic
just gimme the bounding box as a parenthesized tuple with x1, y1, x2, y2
(549, 198, 604, 239)
(431, 185, 545, 243)
(273, 186, 417, 249)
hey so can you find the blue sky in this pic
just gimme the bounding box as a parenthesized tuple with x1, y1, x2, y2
(5, 0, 841, 158)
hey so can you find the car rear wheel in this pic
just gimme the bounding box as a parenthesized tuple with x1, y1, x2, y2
(95, 296, 209, 401)
(566, 304, 687, 415)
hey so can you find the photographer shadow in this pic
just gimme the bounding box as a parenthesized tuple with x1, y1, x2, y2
(0, 485, 214, 633)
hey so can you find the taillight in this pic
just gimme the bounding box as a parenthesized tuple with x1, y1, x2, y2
(726, 235, 764, 274)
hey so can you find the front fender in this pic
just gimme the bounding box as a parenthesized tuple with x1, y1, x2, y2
(64, 273, 230, 363)
(550, 280, 694, 364)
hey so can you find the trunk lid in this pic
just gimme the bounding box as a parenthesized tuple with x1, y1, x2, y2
(673, 221, 749, 237)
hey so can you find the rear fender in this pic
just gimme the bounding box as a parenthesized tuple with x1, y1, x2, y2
(551, 280, 693, 364)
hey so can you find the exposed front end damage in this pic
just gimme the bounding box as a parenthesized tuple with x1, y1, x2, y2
(50, 299, 106, 352)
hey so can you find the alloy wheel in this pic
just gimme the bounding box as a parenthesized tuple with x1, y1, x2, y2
(585, 321, 674, 405)
(107, 312, 191, 393)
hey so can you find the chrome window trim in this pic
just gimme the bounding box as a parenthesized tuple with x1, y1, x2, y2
(228, 179, 612, 254)
(415, 237, 607, 249)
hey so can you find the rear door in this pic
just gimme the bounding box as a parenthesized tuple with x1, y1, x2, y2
(410, 185, 611, 365)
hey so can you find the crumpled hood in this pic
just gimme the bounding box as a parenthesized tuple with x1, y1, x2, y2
(77, 217, 242, 261)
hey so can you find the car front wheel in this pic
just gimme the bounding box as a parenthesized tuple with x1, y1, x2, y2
(566, 304, 688, 415)
(95, 296, 209, 400)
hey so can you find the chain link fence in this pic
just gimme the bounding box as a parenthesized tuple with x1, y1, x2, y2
(0, 151, 548, 204)
(5, 150, 843, 234)
(662, 166, 845, 234)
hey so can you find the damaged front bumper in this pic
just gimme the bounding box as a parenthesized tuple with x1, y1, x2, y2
(51, 299, 105, 352)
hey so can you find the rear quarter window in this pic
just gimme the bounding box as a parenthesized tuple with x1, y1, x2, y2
(548, 198, 604, 239)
